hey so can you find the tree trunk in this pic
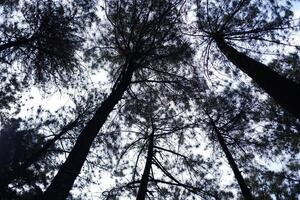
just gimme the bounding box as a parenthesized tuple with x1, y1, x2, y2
(211, 122, 254, 200)
(214, 36, 300, 119)
(42, 65, 135, 200)
(136, 130, 154, 200)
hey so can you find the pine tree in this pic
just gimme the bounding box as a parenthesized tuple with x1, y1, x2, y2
(195, 0, 300, 119)
(43, 0, 192, 199)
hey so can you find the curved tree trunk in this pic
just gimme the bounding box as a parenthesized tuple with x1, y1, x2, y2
(136, 130, 154, 200)
(214, 36, 300, 119)
(211, 120, 254, 200)
(42, 65, 135, 200)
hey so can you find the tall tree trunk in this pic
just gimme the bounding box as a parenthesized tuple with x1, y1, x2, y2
(214, 36, 300, 119)
(136, 130, 154, 200)
(211, 121, 254, 200)
(42, 65, 135, 200)
(0, 120, 77, 190)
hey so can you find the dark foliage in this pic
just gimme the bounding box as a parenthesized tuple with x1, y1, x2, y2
(0, 0, 299, 200)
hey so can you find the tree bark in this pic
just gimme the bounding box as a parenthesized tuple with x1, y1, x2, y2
(42, 64, 135, 200)
(136, 130, 154, 200)
(211, 121, 254, 200)
(214, 36, 300, 119)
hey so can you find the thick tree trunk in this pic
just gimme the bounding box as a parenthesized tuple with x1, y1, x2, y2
(42, 65, 135, 200)
(212, 122, 254, 200)
(214, 36, 300, 119)
(136, 131, 154, 200)
(0, 120, 76, 190)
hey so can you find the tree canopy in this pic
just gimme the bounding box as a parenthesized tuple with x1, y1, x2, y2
(0, 0, 299, 199)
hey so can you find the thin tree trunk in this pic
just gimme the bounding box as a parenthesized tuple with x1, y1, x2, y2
(43, 65, 135, 200)
(210, 120, 254, 200)
(0, 120, 77, 190)
(214, 36, 300, 119)
(136, 130, 154, 200)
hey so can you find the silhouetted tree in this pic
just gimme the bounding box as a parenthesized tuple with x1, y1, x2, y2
(0, 0, 84, 82)
(1, 1, 300, 199)
(195, 0, 300, 119)
(43, 0, 192, 199)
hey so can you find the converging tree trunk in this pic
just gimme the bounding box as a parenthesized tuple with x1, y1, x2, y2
(136, 130, 154, 200)
(210, 119, 254, 200)
(42, 64, 136, 200)
(214, 36, 300, 119)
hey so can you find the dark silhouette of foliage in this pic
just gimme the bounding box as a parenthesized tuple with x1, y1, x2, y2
(0, 119, 50, 200)
(1, 0, 299, 199)
(0, 1, 84, 82)
(195, 0, 300, 119)
(42, 0, 192, 199)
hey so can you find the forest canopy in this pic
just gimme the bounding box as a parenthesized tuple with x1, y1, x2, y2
(0, 0, 300, 199)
